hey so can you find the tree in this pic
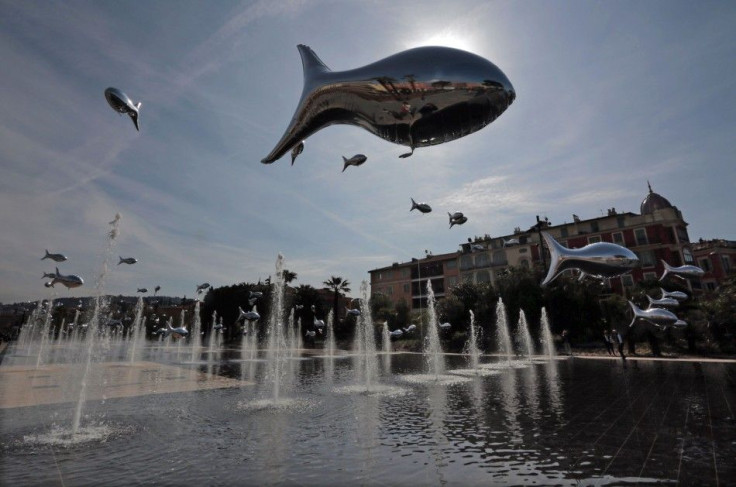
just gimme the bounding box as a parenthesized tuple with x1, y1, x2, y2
(323, 276, 351, 333)
(282, 269, 298, 284)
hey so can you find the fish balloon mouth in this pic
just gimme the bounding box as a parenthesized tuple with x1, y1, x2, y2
(261, 44, 515, 164)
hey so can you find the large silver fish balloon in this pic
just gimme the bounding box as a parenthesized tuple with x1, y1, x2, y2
(646, 295, 679, 309)
(104, 87, 142, 131)
(261, 45, 515, 163)
(389, 329, 404, 338)
(659, 260, 705, 281)
(314, 317, 326, 328)
(47, 267, 84, 289)
(402, 324, 417, 334)
(660, 288, 688, 301)
(628, 301, 679, 329)
(541, 232, 639, 286)
(41, 249, 67, 262)
(196, 282, 211, 294)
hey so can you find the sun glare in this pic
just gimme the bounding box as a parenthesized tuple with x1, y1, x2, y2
(407, 29, 478, 52)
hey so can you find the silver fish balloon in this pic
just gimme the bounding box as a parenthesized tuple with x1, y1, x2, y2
(118, 256, 138, 265)
(137, 288, 147, 293)
(41, 249, 67, 262)
(249, 291, 263, 299)
(628, 301, 679, 329)
(448, 212, 467, 228)
(660, 288, 688, 301)
(154, 285, 161, 295)
(46, 267, 84, 289)
(410, 198, 432, 213)
(196, 283, 211, 294)
(402, 324, 417, 334)
(646, 295, 679, 308)
(104, 87, 142, 131)
(237, 306, 260, 322)
(314, 318, 326, 328)
(341, 154, 367, 172)
(541, 232, 639, 286)
(659, 260, 705, 281)
(345, 307, 361, 317)
(291, 141, 305, 165)
(389, 329, 404, 338)
(261, 45, 515, 163)
(470, 244, 485, 252)
(439, 322, 452, 330)
(305, 330, 316, 338)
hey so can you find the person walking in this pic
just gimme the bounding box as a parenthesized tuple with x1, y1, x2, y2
(612, 329, 626, 361)
(603, 330, 615, 356)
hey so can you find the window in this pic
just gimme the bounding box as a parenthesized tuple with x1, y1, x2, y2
(445, 259, 457, 270)
(612, 232, 624, 245)
(378, 273, 382, 280)
(560, 227, 569, 238)
(617, 215, 626, 228)
(386, 285, 393, 296)
(588, 236, 601, 244)
(639, 250, 656, 267)
(401, 268, 410, 278)
(403, 283, 410, 293)
(475, 253, 490, 267)
(591, 221, 599, 232)
(706, 282, 716, 291)
(519, 247, 528, 253)
(476, 270, 491, 283)
(447, 276, 458, 287)
(723, 256, 732, 273)
(520, 236, 528, 244)
(676, 227, 690, 243)
(460, 255, 473, 270)
(635, 228, 648, 246)
(492, 250, 507, 266)
(700, 259, 711, 272)
(621, 275, 634, 287)
(682, 248, 694, 264)
(462, 273, 473, 283)
(643, 272, 657, 281)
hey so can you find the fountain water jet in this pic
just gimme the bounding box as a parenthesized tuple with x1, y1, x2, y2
(264, 254, 288, 402)
(424, 280, 445, 378)
(189, 301, 203, 362)
(495, 298, 513, 365)
(355, 282, 379, 391)
(466, 310, 481, 372)
(516, 310, 534, 362)
(540, 307, 556, 360)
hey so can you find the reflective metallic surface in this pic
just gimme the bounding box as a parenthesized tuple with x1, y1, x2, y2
(262, 45, 515, 163)
(104, 87, 141, 131)
(48, 267, 84, 289)
(541, 232, 639, 286)
(290, 141, 304, 165)
(410, 198, 432, 213)
(647, 295, 679, 308)
(41, 250, 67, 262)
(659, 260, 705, 281)
(660, 288, 688, 301)
(628, 301, 679, 328)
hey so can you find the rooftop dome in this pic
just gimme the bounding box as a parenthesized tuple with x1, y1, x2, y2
(640, 182, 673, 214)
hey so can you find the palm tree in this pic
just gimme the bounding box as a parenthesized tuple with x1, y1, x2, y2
(323, 276, 351, 323)
(282, 269, 298, 284)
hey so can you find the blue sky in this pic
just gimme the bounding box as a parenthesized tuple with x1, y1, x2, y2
(1, 0, 734, 303)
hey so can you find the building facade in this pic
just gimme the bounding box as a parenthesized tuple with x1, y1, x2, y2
(370, 184, 717, 303)
(692, 239, 736, 292)
(369, 252, 459, 310)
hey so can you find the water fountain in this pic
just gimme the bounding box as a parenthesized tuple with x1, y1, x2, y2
(424, 280, 445, 379)
(495, 298, 513, 365)
(128, 296, 145, 362)
(188, 300, 203, 363)
(516, 309, 534, 362)
(325, 310, 336, 358)
(262, 254, 289, 404)
(540, 307, 556, 360)
(355, 281, 379, 391)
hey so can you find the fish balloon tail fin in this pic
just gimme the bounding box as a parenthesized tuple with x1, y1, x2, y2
(297, 44, 331, 77)
(342, 157, 349, 172)
(628, 300, 642, 328)
(118, 256, 123, 265)
(659, 260, 671, 281)
(55, 267, 60, 276)
(410, 198, 417, 211)
(42, 249, 50, 260)
(540, 232, 567, 286)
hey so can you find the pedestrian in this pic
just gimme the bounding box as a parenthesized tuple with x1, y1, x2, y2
(613, 328, 626, 361)
(603, 330, 615, 356)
